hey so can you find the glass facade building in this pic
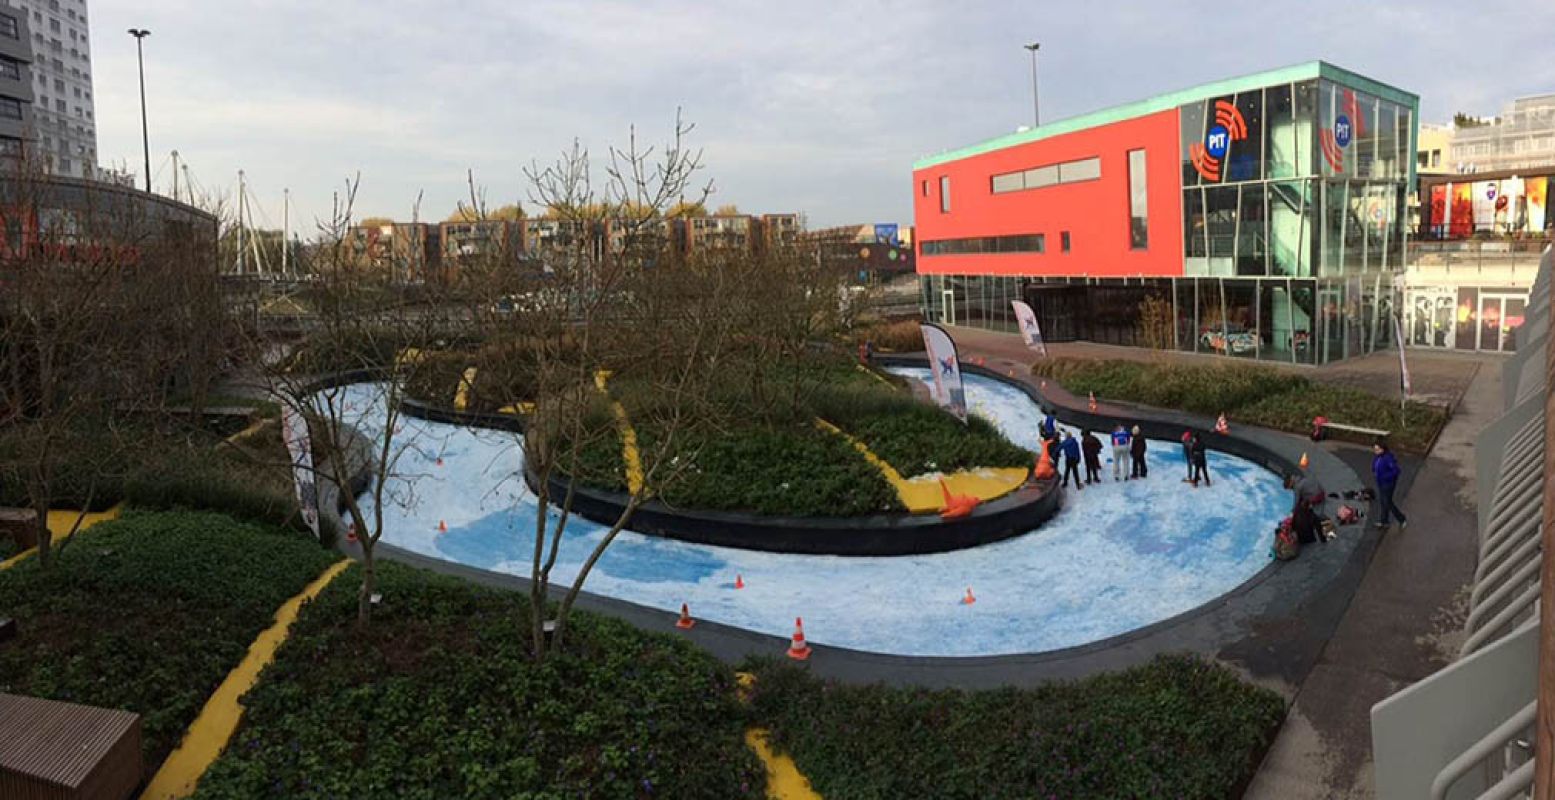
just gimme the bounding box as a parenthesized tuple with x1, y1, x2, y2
(913, 62, 1418, 365)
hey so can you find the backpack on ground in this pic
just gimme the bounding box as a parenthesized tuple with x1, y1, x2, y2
(1336, 505, 1360, 526)
(1273, 517, 1300, 561)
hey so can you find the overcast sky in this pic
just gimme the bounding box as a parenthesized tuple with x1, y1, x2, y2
(87, 0, 1555, 234)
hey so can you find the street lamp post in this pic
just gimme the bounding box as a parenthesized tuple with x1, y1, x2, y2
(127, 28, 151, 192)
(1023, 42, 1041, 127)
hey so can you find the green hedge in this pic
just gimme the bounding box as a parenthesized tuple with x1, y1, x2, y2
(0, 421, 334, 543)
(0, 511, 340, 779)
(746, 654, 1285, 800)
(1030, 358, 1447, 453)
(194, 561, 765, 799)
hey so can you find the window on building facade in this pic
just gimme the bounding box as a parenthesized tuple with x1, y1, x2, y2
(922, 232, 1044, 256)
(1127, 148, 1148, 249)
(0, 13, 17, 39)
(0, 136, 22, 157)
(990, 157, 1101, 194)
(1061, 231, 1071, 252)
(49, 18, 59, 33)
(0, 56, 19, 80)
(920, 179, 928, 197)
(0, 97, 23, 119)
(939, 175, 950, 213)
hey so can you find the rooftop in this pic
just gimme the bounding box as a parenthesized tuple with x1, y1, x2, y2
(913, 60, 1418, 170)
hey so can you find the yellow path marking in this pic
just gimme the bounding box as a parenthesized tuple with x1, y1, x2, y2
(497, 402, 535, 416)
(734, 672, 822, 799)
(0, 503, 124, 571)
(454, 366, 479, 411)
(394, 347, 424, 368)
(854, 363, 895, 388)
(594, 370, 643, 495)
(223, 416, 271, 445)
(140, 559, 351, 800)
(813, 420, 1027, 512)
(747, 728, 823, 799)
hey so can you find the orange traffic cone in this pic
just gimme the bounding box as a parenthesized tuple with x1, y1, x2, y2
(437, 520, 448, 533)
(961, 587, 976, 605)
(345, 523, 358, 543)
(1299, 452, 1310, 470)
(1034, 446, 1057, 480)
(1088, 392, 1097, 413)
(435, 457, 444, 467)
(1215, 413, 1229, 434)
(786, 617, 812, 661)
(675, 603, 696, 629)
(734, 574, 745, 590)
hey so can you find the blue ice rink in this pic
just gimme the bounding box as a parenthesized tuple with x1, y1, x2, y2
(339, 367, 1288, 657)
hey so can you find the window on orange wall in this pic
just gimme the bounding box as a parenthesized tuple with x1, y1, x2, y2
(1061, 231, 1071, 252)
(921, 179, 928, 197)
(1128, 149, 1149, 249)
(939, 176, 950, 213)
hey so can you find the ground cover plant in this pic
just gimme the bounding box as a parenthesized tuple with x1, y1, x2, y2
(1030, 358, 1448, 452)
(194, 560, 765, 799)
(541, 355, 1029, 516)
(746, 654, 1286, 800)
(0, 511, 340, 779)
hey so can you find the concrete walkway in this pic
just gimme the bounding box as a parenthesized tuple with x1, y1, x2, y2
(1241, 350, 1498, 798)
(940, 326, 1484, 409)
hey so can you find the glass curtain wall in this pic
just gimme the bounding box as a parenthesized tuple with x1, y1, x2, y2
(1178, 76, 1411, 363)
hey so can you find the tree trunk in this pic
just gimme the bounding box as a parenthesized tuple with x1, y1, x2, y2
(357, 544, 376, 627)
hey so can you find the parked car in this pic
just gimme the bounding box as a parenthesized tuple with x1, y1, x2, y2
(1200, 324, 1259, 354)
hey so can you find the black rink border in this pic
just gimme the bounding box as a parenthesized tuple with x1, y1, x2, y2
(336, 357, 1378, 689)
(399, 379, 1063, 557)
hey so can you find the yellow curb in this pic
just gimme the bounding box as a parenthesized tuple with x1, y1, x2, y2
(139, 559, 352, 800)
(454, 366, 478, 411)
(497, 402, 535, 416)
(734, 673, 821, 799)
(0, 503, 124, 572)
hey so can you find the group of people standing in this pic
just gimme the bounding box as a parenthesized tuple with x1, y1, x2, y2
(1040, 409, 1211, 491)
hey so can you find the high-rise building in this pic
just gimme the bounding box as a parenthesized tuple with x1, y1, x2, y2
(0, 3, 34, 162)
(3, 0, 95, 179)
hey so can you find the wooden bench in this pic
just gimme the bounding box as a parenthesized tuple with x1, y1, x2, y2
(0, 693, 142, 800)
(0, 508, 41, 551)
(1319, 421, 1390, 441)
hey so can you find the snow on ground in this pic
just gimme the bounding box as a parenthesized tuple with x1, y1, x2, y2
(334, 370, 1286, 657)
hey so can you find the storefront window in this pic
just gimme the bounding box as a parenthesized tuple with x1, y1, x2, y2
(1352, 92, 1378, 179)
(1269, 180, 1312, 276)
(1175, 279, 1196, 352)
(1264, 84, 1296, 179)
(1180, 99, 1206, 189)
(1236, 184, 1267, 275)
(1206, 186, 1238, 273)
(1195, 278, 1225, 354)
(1375, 103, 1399, 181)
(1320, 180, 1347, 275)
(1292, 279, 1317, 365)
(1227, 90, 1264, 183)
(1293, 80, 1319, 178)
(1222, 279, 1260, 358)
(1184, 188, 1207, 262)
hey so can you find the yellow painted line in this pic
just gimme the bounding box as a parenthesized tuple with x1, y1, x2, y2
(814, 420, 1026, 512)
(854, 363, 895, 388)
(395, 347, 425, 368)
(454, 366, 478, 411)
(594, 370, 643, 495)
(140, 558, 352, 800)
(734, 672, 822, 799)
(0, 503, 124, 571)
(747, 728, 823, 800)
(223, 416, 271, 445)
(497, 402, 535, 416)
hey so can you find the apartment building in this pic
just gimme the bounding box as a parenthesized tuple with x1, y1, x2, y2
(344, 222, 440, 282)
(0, 3, 32, 161)
(5, 0, 95, 179)
(1448, 94, 1555, 174)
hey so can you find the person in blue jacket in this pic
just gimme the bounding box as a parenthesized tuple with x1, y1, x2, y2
(1060, 431, 1083, 490)
(1041, 409, 1058, 440)
(1110, 424, 1131, 481)
(1371, 440, 1407, 530)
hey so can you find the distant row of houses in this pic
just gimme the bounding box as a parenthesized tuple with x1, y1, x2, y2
(342, 213, 802, 279)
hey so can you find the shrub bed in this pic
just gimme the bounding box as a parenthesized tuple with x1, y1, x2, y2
(0, 511, 340, 780)
(194, 561, 765, 799)
(851, 319, 926, 353)
(746, 654, 1285, 800)
(1030, 358, 1447, 452)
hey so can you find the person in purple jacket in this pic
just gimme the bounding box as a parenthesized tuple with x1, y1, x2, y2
(1371, 440, 1407, 530)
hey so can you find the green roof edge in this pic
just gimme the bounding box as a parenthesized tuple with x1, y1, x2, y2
(913, 60, 1419, 170)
